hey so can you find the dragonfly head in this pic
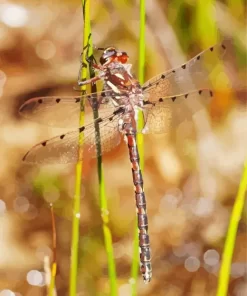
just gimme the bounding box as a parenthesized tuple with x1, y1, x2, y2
(99, 47, 129, 66)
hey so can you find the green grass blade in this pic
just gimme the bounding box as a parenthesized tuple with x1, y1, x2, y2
(48, 204, 57, 296)
(216, 158, 247, 296)
(96, 157, 118, 295)
(138, 0, 146, 86)
(76, 1, 117, 294)
(69, 0, 91, 295)
(131, 0, 145, 294)
(87, 27, 118, 296)
(195, 0, 217, 45)
(48, 263, 57, 296)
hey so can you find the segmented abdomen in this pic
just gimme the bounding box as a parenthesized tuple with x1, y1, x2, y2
(125, 129, 152, 283)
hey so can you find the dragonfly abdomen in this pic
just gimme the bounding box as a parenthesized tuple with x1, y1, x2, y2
(125, 127, 152, 283)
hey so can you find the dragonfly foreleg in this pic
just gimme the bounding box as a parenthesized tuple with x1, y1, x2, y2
(77, 39, 102, 84)
(77, 76, 101, 86)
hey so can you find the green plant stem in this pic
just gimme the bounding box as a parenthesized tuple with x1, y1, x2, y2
(131, 0, 145, 294)
(69, 1, 91, 295)
(71, 1, 117, 294)
(86, 25, 118, 296)
(138, 0, 146, 86)
(48, 204, 57, 296)
(216, 158, 247, 296)
(98, 165, 117, 296)
(48, 263, 57, 296)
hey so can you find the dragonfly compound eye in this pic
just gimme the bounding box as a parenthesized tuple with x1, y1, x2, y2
(99, 47, 117, 65)
(116, 51, 129, 64)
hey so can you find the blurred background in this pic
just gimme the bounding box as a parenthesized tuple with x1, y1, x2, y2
(0, 0, 246, 295)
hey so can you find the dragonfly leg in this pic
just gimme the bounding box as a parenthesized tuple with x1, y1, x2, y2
(77, 46, 104, 86)
(77, 39, 99, 83)
(78, 76, 101, 86)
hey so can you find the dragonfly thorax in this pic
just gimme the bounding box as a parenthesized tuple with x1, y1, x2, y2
(102, 63, 142, 96)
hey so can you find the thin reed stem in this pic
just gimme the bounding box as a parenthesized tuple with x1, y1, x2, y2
(216, 158, 247, 296)
(131, 0, 145, 294)
(85, 16, 118, 296)
(48, 203, 57, 296)
(70, 1, 117, 294)
(69, 0, 91, 295)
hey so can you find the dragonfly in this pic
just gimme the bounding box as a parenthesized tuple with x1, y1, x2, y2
(19, 42, 227, 283)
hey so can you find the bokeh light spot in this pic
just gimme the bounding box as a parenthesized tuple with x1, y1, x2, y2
(13, 196, 29, 213)
(184, 256, 200, 272)
(192, 197, 214, 217)
(0, 4, 29, 28)
(0, 70, 6, 97)
(43, 185, 60, 203)
(231, 262, 247, 278)
(0, 290, 15, 296)
(119, 284, 131, 296)
(172, 245, 187, 258)
(35, 40, 56, 60)
(203, 249, 220, 266)
(0, 200, 6, 215)
(233, 281, 247, 296)
(35, 245, 52, 261)
(26, 270, 44, 286)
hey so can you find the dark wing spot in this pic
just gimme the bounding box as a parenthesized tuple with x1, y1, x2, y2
(210, 90, 213, 97)
(159, 98, 163, 102)
(95, 118, 103, 123)
(172, 70, 176, 73)
(181, 64, 186, 69)
(109, 116, 113, 121)
(222, 44, 226, 50)
(197, 55, 201, 60)
(199, 90, 202, 95)
(60, 134, 65, 139)
(79, 126, 85, 132)
(171, 96, 176, 102)
(185, 94, 188, 98)
(144, 100, 155, 106)
(42, 141, 47, 146)
(75, 98, 80, 103)
(38, 99, 43, 104)
(210, 47, 214, 52)
(56, 98, 61, 103)
(113, 107, 125, 115)
(161, 74, 165, 79)
(143, 100, 152, 105)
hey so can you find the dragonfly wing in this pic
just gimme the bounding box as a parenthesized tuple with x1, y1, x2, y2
(142, 42, 226, 100)
(139, 89, 213, 134)
(19, 91, 117, 128)
(23, 108, 124, 164)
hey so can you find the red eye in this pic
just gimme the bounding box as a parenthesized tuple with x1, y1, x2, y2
(118, 52, 128, 64)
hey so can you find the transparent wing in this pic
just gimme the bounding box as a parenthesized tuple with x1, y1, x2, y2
(19, 91, 117, 128)
(23, 108, 124, 164)
(142, 42, 226, 100)
(139, 89, 213, 134)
